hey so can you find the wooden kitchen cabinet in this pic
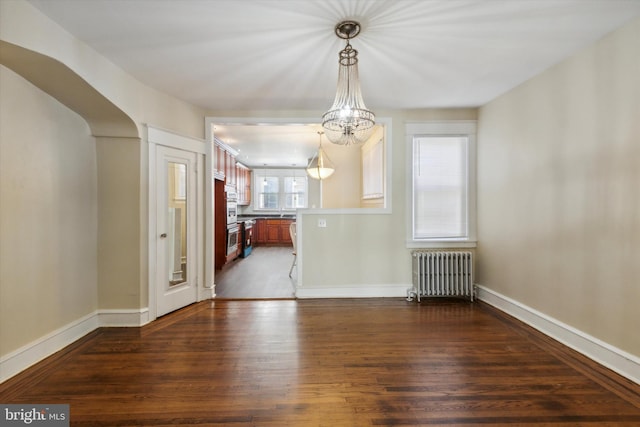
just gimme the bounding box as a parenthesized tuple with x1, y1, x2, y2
(265, 219, 281, 243)
(279, 220, 292, 244)
(236, 164, 251, 206)
(225, 150, 236, 187)
(213, 143, 225, 181)
(214, 180, 227, 270)
(214, 138, 242, 187)
(254, 218, 293, 246)
(254, 219, 266, 244)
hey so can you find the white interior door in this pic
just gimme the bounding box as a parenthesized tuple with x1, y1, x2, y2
(156, 145, 198, 316)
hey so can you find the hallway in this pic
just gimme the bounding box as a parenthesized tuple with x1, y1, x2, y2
(214, 246, 296, 299)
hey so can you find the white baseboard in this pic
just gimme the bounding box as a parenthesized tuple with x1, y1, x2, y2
(0, 308, 151, 383)
(296, 284, 409, 299)
(476, 284, 640, 384)
(98, 308, 150, 327)
(0, 312, 98, 383)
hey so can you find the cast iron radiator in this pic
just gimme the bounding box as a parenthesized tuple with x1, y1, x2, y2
(407, 251, 474, 302)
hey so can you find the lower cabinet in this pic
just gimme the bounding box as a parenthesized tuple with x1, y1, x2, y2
(254, 218, 293, 246)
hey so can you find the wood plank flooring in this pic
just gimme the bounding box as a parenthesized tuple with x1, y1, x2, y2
(1, 299, 639, 426)
(215, 246, 296, 299)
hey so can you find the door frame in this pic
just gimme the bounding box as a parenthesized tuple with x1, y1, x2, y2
(147, 126, 213, 322)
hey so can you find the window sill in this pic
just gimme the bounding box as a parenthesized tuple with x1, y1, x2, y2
(406, 240, 477, 249)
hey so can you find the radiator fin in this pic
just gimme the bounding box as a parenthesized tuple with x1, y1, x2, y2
(407, 251, 474, 302)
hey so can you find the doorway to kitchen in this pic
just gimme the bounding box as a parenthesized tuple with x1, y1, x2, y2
(214, 246, 296, 299)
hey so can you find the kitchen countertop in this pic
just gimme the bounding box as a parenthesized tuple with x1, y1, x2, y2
(238, 214, 296, 221)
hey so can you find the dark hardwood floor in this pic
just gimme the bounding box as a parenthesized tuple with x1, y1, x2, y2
(1, 299, 639, 426)
(215, 246, 296, 299)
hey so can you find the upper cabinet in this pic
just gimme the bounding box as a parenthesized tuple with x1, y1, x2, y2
(225, 150, 236, 187)
(236, 163, 252, 206)
(213, 141, 226, 181)
(214, 137, 251, 204)
(213, 138, 238, 184)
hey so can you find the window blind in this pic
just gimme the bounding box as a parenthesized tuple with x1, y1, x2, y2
(413, 136, 468, 239)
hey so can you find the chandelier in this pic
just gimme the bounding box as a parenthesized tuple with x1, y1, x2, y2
(321, 20, 375, 145)
(306, 131, 335, 180)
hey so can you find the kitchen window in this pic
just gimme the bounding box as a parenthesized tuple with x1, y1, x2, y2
(284, 176, 306, 209)
(255, 170, 308, 211)
(258, 176, 279, 209)
(407, 121, 476, 247)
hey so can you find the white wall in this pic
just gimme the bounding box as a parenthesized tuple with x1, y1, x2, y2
(477, 17, 640, 357)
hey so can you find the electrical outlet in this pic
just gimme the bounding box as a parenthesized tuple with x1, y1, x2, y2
(318, 218, 327, 228)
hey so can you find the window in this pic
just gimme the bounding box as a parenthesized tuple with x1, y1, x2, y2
(258, 176, 279, 209)
(255, 170, 308, 210)
(284, 176, 306, 209)
(407, 122, 476, 246)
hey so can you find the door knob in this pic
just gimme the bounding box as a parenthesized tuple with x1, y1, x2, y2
(160, 233, 167, 238)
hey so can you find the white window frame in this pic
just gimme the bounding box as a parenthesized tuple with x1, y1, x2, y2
(254, 169, 308, 212)
(406, 121, 477, 248)
(284, 176, 307, 209)
(257, 175, 280, 210)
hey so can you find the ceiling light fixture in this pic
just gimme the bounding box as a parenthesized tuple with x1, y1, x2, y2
(322, 20, 375, 146)
(306, 131, 335, 180)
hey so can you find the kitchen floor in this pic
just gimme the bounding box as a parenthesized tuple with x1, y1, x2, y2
(214, 246, 296, 299)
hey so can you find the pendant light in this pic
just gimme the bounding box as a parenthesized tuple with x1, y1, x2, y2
(321, 20, 375, 146)
(306, 131, 335, 180)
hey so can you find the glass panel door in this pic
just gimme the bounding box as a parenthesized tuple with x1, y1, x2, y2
(167, 162, 187, 286)
(156, 146, 197, 317)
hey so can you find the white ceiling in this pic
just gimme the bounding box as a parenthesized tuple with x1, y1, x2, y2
(27, 0, 640, 167)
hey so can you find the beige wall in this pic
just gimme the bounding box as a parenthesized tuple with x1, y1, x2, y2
(0, 66, 98, 351)
(477, 17, 640, 356)
(0, 0, 206, 364)
(96, 137, 143, 309)
(299, 108, 478, 290)
(321, 142, 362, 209)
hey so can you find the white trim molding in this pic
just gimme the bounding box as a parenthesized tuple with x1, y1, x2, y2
(145, 124, 211, 322)
(0, 309, 151, 383)
(405, 120, 478, 247)
(296, 284, 409, 299)
(476, 284, 640, 384)
(0, 312, 97, 383)
(98, 308, 151, 327)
